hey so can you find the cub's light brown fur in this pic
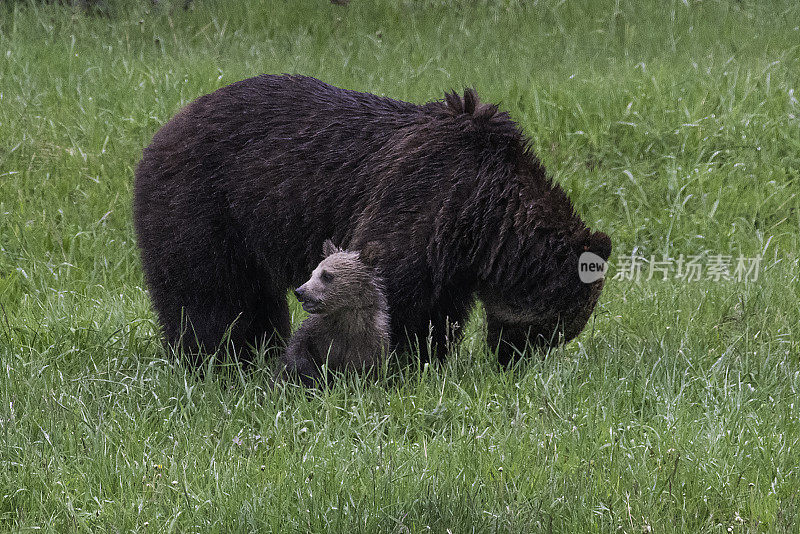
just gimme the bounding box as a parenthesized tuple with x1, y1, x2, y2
(281, 240, 389, 385)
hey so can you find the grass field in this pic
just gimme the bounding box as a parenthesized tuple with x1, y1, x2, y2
(1, 0, 800, 531)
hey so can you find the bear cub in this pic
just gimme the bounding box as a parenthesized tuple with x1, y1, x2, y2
(280, 240, 389, 386)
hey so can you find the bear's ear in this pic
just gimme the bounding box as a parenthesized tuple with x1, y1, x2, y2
(357, 240, 383, 267)
(444, 88, 480, 114)
(322, 239, 340, 257)
(444, 88, 498, 122)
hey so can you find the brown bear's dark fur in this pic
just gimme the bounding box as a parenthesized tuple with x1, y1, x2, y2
(133, 74, 611, 367)
(280, 240, 390, 386)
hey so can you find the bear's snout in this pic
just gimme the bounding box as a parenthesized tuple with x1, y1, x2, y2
(590, 231, 612, 262)
(295, 286, 322, 314)
(294, 286, 307, 301)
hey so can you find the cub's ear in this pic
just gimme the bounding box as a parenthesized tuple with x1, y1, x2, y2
(322, 239, 340, 257)
(357, 240, 383, 267)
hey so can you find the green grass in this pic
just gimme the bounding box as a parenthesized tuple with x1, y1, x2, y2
(1, 0, 799, 531)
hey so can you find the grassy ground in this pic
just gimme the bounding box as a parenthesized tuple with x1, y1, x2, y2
(1, 0, 799, 531)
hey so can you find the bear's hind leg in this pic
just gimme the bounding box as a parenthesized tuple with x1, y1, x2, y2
(242, 285, 292, 366)
(165, 293, 257, 367)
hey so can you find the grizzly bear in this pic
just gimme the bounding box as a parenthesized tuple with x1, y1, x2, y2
(133, 74, 611, 367)
(279, 240, 389, 385)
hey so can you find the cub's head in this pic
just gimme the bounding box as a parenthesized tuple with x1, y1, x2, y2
(294, 240, 383, 315)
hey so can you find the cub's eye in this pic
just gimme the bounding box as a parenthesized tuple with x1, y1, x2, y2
(320, 270, 334, 283)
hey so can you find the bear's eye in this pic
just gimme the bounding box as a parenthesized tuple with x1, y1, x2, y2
(320, 270, 334, 283)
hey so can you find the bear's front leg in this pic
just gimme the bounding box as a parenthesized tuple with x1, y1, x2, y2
(486, 316, 537, 368)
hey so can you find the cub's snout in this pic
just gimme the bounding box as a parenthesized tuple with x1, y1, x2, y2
(294, 285, 322, 314)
